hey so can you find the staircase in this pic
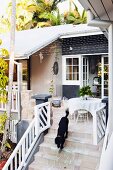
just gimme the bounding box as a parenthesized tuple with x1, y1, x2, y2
(29, 106, 102, 170)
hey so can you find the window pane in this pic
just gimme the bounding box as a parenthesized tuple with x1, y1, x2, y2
(83, 66, 85, 72)
(83, 58, 86, 65)
(66, 74, 72, 80)
(73, 73, 79, 80)
(66, 66, 72, 73)
(104, 89, 108, 96)
(83, 73, 85, 80)
(104, 57, 108, 64)
(73, 66, 79, 73)
(73, 58, 78, 65)
(66, 58, 72, 65)
(66, 66, 69, 73)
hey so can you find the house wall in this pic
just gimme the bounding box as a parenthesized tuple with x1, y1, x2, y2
(62, 34, 108, 55)
(30, 41, 62, 96)
(62, 34, 108, 99)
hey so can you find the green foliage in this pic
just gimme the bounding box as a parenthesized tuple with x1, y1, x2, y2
(0, 58, 8, 103)
(4, 141, 11, 149)
(79, 85, 92, 97)
(0, 0, 87, 31)
(49, 80, 54, 95)
(33, 0, 62, 27)
(64, 2, 87, 24)
(0, 40, 11, 152)
(0, 112, 7, 134)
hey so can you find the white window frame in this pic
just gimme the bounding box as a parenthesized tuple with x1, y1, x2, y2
(101, 55, 108, 98)
(62, 55, 81, 85)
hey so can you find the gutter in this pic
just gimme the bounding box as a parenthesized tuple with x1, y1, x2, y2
(87, 10, 111, 28)
(87, 10, 112, 38)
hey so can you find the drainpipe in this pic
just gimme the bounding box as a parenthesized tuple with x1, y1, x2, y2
(87, 10, 113, 133)
(86, 9, 113, 170)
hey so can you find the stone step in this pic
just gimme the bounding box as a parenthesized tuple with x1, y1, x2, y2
(44, 134, 96, 151)
(35, 150, 99, 164)
(29, 150, 99, 170)
(39, 142, 101, 158)
(49, 128, 93, 140)
(29, 155, 77, 170)
(29, 162, 65, 170)
(29, 161, 79, 170)
(44, 133, 92, 145)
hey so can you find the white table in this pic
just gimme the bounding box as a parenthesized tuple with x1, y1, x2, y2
(68, 97, 105, 116)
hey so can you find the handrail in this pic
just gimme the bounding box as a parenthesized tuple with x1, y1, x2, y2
(3, 102, 51, 170)
(0, 84, 19, 113)
(93, 105, 106, 145)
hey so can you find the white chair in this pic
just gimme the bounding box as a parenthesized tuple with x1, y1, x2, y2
(76, 109, 89, 123)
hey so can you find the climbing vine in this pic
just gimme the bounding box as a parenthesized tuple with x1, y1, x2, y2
(0, 40, 9, 151)
(0, 58, 8, 103)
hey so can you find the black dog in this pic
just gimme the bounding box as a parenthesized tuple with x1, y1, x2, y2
(55, 109, 69, 150)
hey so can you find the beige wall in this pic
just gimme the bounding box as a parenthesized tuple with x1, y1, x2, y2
(30, 41, 62, 96)
(21, 90, 35, 120)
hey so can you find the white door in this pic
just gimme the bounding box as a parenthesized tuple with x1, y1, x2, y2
(82, 57, 89, 87)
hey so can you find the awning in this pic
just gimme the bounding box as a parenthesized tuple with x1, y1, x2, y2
(0, 24, 101, 59)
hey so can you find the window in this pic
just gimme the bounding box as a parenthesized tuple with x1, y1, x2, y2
(19, 60, 28, 82)
(63, 56, 80, 85)
(66, 58, 79, 80)
(103, 57, 108, 97)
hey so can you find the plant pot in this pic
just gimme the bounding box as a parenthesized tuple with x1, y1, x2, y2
(81, 95, 89, 100)
(0, 159, 7, 170)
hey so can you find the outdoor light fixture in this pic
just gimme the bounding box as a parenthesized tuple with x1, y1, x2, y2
(39, 52, 43, 63)
(69, 46, 73, 50)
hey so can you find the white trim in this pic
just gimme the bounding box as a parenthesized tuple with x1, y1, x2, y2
(62, 53, 108, 57)
(101, 55, 108, 98)
(60, 31, 103, 38)
(80, 56, 83, 87)
(82, 56, 89, 86)
(101, 56, 104, 98)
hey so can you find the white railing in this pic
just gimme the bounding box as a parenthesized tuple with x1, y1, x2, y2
(93, 105, 106, 145)
(0, 85, 19, 113)
(2, 102, 51, 170)
(0, 61, 22, 120)
(9, 120, 18, 143)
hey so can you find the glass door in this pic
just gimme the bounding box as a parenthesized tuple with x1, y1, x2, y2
(82, 57, 89, 86)
(101, 56, 108, 98)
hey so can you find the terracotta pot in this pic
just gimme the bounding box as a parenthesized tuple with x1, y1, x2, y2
(0, 160, 7, 170)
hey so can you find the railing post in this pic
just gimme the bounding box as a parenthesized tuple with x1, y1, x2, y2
(17, 63, 22, 121)
(47, 102, 51, 127)
(34, 106, 40, 137)
(93, 110, 98, 145)
(22, 140, 25, 164)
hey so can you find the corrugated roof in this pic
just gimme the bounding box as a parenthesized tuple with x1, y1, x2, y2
(0, 24, 102, 59)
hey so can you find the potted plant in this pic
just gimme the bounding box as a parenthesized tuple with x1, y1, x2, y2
(79, 85, 92, 100)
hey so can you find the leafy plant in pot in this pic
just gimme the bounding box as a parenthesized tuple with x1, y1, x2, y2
(79, 85, 92, 100)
